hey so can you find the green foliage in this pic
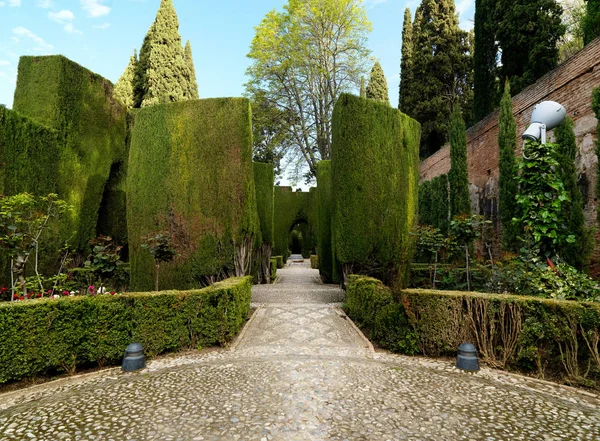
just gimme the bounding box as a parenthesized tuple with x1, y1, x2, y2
(594, 87, 600, 224)
(135, 0, 196, 108)
(310, 255, 319, 269)
(398, 8, 413, 112)
(331, 94, 420, 289)
(418, 174, 450, 233)
(245, 0, 372, 176)
(359, 77, 366, 98)
(554, 118, 590, 269)
(448, 106, 471, 218)
(253, 163, 275, 247)
(114, 50, 137, 108)
(515, 140, 574, 258)
(473, 0, 499, 122)
(365, 62, 390, 105)
(316, 160, 334, 282)
(82, 236, 128, 291)
(184, 40, 199, 99)
(0, 277, 252, 384)
(275, 255, 284, 269)
(409, 0, 473, 157)
(12, 55, 129, 252)
(498, 80, 520, 252)
(583, 0, 600, 45)
(347, 276, 600, 388)
(141, 233, 177, 291)
(495, 0, 565, 95)
(127, 98, 259, 290)
(273, 187, 317, 261)
(270, 258, 277, 281)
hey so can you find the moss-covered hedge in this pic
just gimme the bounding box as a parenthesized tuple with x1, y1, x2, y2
(273, 186, 317, 260)
(316, 160, 334, 282)
(127, 98, 259, 290)
(12, 55, 129, 251)
(346, 276, 600, 389)
(331, 94, 421, 289)
(418, 174, 450, 232)
(0, 277, 251, 384)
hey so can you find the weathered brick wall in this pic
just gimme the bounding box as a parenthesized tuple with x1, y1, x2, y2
(420, 37, 600, 226)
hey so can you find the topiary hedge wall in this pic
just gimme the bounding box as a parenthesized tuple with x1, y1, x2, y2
(0, 277, 251, 385)
(253, 162, 274, 283)
(12, 55, 129, 251)
(316, 160, 334, 282)
(331, 93, 421, 289)
(346, 276, 600, 390)
(127, 98, 259, 291)
(418, 174, 450, 233)
(273, 186, 317, 260)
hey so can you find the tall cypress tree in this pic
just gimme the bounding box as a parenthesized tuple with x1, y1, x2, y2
(473, 0, 498, 122)
(399, 8, 413, 113)
(411, 0, 473, 158)
(495, 0, 565, 95)
(366, 62, 390, 105)
(185, 40, 199, 99)
(448, 105, 471, 218)
(584, 0, 600, 45)
(554, 117, 589, 269)
(135, 0, 193, 108)
(497, 80, 519, 252)
(114, 50, 137, 108)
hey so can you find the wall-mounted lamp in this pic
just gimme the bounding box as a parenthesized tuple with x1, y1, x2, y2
(522, 101, 566, 144)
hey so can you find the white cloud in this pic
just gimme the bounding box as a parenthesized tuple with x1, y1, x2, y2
(64, 23, 83, 35)
(81, 0, 110, 18)
(12, 27, 53, 52)
(11, 36, 20, 43)
(0, 0, 21, 6)
(0, 60, 10, 66)
(37, 0, 52, 8)
(93, 23, 111, 30)
(49, 10, 75, 24)
(365, 0, 388, 8)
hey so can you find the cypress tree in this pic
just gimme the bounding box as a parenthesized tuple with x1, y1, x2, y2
(135, 0, 193, 108)
(359, 77, 366, 98)
(365, 62, 390, 105)
(411, 0, 473, 157)
(114, 50, 137, 108)
(399, 8, 413, 113)
(554, 117, 589, 269)
(584, 0, 600, 45)
(495, 0, 565, 95)
(184, 40, 199, 99)
(448, 105, 471, 218)
(497, 80, 520, 252)
(473, 0, 498, 122)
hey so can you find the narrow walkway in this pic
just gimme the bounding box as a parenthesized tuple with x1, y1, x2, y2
(0, 258, 599, 440)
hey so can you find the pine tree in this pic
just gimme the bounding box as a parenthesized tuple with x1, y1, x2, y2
(473, 0, 498, 122)
(399, 8, 413, 113)
(554, 117, 589, 269)
(135, 0, 193, 108)
(114, 50, 137, 108)
(448, 105, 471, 218)
(584, 0, 600, 45)
(365, 62, 390, 105)
(359, 77, 366, 98)
(495, 0, 565, 95)
(185, 40, 199, 99)
(411, 0, 473, 157)
(497, 80, 520, 252)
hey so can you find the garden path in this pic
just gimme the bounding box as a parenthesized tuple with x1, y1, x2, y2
(0, 257, 599, 440)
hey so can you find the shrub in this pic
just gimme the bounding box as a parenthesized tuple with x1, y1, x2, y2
(310, 255, 319, 269)
(0, 277, 252, 384)
(275, 256, 284, 269)
(331, 94, 420, 288)
(127, 98, 259, 290)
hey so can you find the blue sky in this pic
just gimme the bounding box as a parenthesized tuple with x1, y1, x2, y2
(0, 0, 475, 109)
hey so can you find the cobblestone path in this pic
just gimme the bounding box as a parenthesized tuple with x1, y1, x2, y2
(1, 257, 599, 440)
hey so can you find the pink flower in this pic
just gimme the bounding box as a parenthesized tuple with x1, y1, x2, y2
(63, 291, 69, 296)
(88, 285, 95, 295)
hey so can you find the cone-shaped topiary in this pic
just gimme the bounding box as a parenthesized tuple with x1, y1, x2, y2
(366, 62, 390, 105)
(114, 50, 137, 108)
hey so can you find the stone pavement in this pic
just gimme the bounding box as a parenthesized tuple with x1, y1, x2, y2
(0, 256, 599, 440)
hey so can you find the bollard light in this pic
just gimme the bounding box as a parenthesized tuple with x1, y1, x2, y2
(456, 342, 480, 372)
(122, 343, 146, 372)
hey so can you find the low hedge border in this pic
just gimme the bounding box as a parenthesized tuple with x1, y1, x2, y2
(345, 276, 600, 390)
(0, 276, 252, 384)
(275, 256, 284, 269)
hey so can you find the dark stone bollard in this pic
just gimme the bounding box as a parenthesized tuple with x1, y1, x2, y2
(122, 343, 146, 372)
(456, 342, 480, 372)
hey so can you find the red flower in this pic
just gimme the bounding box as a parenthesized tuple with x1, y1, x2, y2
(37, 293, 42, 298)
(110, 291, 116, 295)
(63, 291, 69, 296)
(1, 287, 8, 292)
(19, 296, 24, 301)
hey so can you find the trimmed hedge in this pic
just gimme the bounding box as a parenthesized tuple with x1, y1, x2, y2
(346, 276, 600, 389)
(331, 94, 421, 289)
(273, 186, 317, 260)
(316, 160, 334, 282)
(270, 258, 277, 281)
(0, 276, 252, 384)
(418, 174, 450, 233)
(253, 162, 275, 247)
(127, 98, 260, 290)
(12, 55, 129, 251)
(310, 255, 319, 269)
(275, 255, 284, 269)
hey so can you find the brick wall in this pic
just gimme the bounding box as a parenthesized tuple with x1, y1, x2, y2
(420, 37, 600, 226)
